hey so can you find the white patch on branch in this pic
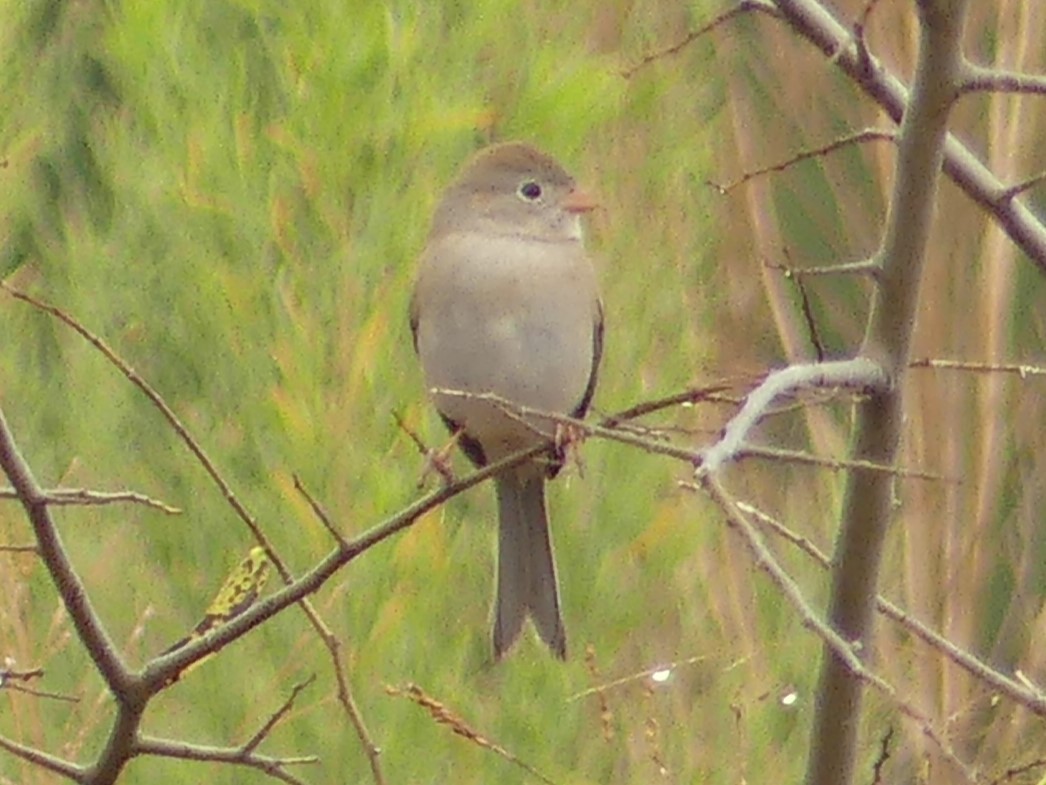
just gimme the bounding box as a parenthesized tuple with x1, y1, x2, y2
(698, 357, 888, 475)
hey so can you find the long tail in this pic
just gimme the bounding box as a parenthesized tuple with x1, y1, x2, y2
(493, 474, 567, 659)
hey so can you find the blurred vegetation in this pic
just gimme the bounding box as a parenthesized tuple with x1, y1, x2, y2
(1, 1, 1044, 783)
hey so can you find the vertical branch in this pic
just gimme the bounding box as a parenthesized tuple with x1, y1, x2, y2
(805, 3, 970, 785)
(0, 407, 133, 697)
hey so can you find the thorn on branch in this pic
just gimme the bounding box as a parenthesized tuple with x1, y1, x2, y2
(996, 170, 1046, 204)
(852, 0, 885, 80)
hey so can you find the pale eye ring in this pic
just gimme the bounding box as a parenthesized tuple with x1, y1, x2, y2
(517, 180, 543, 201)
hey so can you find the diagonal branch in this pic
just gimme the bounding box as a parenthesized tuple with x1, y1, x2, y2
(698, 358, 888, 474)
(695, 476, 976, 782)
(739, 500, 1046, 717)
(0, 407, 134, 697)
(770, 0, 1046, 274)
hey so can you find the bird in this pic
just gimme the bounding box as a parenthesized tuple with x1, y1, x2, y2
(409, 142, 603, 659)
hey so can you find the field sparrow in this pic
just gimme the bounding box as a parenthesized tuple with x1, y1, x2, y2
(410, 142, 603, 658)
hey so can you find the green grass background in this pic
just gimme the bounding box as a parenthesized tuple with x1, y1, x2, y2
(2, 1, 1045, 783)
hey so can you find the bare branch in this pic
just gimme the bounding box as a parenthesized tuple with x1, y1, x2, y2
(791, 272, 826, 361)
(766, 257, 881, 279)
(769, 0, 1046, 274)
(959, 62, 1046, 96)
(0, 407, 134, 695)
(870, 726, 894, 785)
(0, 733, 83, 781)
(738, 501, 1046, 718)
(694, 477, 977, 782)
(2, 283, 385, 784)
(134, 736, 317, 785)
(431, 389, 702, 465)
(909, 358, 1046, 378)
(738, 445, 952, 481)
(142, 444, 546, 689)
(989, 758, 1046, 785)
(317, 633, 385, 785)
(293, 475, 347, 547)
(0, 543, 38, 554)
(622, 0, 778, 78)
(0, 666, 44, 685)
(698, 358, 889, 474)
(2, 681, 80, 702)
(803, 4, 971, 783)
(0, 487, 180, 514)
(0, 283, 279, 569)
(601, 380, 745, 425)
(708, 128, 895, 194)
(243, 677, 316, 754)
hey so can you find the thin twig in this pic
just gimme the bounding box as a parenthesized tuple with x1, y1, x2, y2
(766, 257, 881, 279)
(738, 445, 953, 482)
(708, 129, 896, 194)
(244, 676, 316, 754)
(601, 379, 750, 425)
(0, 543, 38, 553)
(0, 733, 84, 780)
(567, 655, 709, 701)
(791, 274, 826, 361)
(694, 477, 978, 782)
(0, 486, 180, 513)
(737, 500, 1046, 717)
(909, 358, 1046, 377)
(621, 0, 777, 78)
(135, 735, 317, 785)
(3, 283, 387, 784)
(293, 475, 347, 547)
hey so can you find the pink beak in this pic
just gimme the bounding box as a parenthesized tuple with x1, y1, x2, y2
(561, 188, 598, 214)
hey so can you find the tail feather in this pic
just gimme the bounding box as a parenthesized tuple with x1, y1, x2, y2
(493, 475, 567, 659)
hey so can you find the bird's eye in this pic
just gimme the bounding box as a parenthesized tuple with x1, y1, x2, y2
(517, 180, 543, 201)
